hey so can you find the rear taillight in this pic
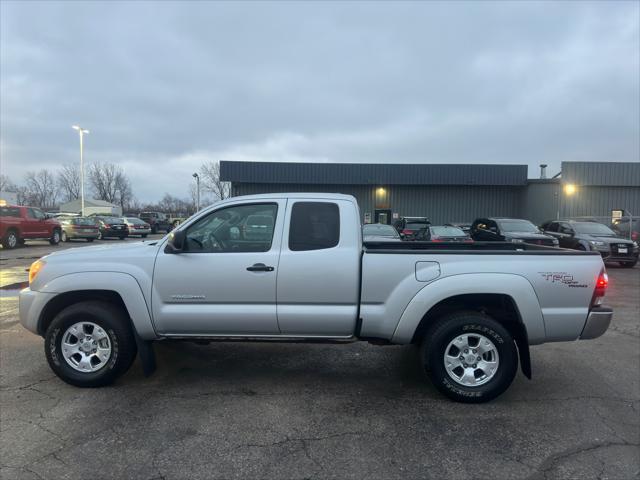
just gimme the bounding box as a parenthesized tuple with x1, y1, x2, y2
(592, 269, 608, 307)
(402, 229, 412, 235)
(430, 236, 442, 242)
(632, 231, 638, 241)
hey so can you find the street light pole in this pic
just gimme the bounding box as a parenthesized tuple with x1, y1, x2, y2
(192, 173, 200, 212)
(72, 125, 90, 216)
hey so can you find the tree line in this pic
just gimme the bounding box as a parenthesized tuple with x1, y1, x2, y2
(0, 160, 230, 215)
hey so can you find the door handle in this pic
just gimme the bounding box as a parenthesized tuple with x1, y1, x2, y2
(246, 263, 274, 272)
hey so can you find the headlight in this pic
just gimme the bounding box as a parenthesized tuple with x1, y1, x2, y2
(510, 238, 525, 243)
(589, 241, 606, 247)
(28, 259, 46, 284)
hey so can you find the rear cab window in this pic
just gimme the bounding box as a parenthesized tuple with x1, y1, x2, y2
(0, 206, 21, 217)
(289, 202, 340, 251)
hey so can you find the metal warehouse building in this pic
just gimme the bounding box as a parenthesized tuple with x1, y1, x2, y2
(220, 160, 640, 226)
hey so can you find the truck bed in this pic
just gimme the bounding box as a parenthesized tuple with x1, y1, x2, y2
(363, 240, 601, 255)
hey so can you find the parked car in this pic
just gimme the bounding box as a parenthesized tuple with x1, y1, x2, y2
(93, 216, 128, 240)
(445, 222, 472, 234)
(611, 217, 639, 242)
(394, 216, 430, 240)
(541, 220, 638, 268)
(21, 193, 611, 403)
(362, 223, 402, 242)
(139, 211, 172, 234)
(0, 204, 61, 249)
(123, 217, 151, 238)
(57, 216, 100, 242)
(471, 217, 558, 247)
(416, 225, 473, 242)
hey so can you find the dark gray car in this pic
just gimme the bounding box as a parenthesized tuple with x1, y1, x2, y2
(542, 220, 638, 267)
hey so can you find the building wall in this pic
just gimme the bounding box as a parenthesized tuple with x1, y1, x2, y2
(559, 186, 640, 219)
(232, 183, 523, 224)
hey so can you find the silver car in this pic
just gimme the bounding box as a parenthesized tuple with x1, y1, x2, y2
(123, 217, 151, 238)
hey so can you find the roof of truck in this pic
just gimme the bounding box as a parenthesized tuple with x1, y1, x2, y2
(221, 192, 358, 202)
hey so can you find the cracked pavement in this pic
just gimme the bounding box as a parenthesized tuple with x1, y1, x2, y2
(1, 245, 638, 479)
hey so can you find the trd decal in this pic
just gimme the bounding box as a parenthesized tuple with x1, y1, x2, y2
(538, 272, 588, 288)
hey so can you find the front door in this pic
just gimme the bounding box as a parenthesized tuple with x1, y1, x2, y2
(151, 200, 285, 335)
(25, 208, 47, 237)
(374, 209, 392, 225)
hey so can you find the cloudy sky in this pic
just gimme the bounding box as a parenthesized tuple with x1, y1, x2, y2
(1, 1, 639, 202)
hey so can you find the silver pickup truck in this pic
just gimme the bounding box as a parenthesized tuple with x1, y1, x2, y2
(20, 193, 612, 402)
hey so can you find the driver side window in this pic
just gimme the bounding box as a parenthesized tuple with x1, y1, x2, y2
(184, 203, 278, 253)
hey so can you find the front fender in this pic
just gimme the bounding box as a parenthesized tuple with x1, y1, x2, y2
(391, 273, 546, 344)
(39, 272, 157, 340)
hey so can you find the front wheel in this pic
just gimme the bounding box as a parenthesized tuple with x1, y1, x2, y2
(44, 301, 137, 387)
(620, 260, 637, 268)
(62, 231, 69, 242)
(420, 311, 518, 403)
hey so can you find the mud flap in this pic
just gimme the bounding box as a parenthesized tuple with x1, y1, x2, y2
(133, 330, 156, 377)
(515, 334, 532, 379)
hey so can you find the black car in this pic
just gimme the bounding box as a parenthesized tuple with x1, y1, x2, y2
(139, 211, 172, 234)
(394, 217, 430, 240)
(416, 225, 473, 242)
(541, 220, 638, 267)
(93, 216, 129, 240)
(471, 217, 558, 247)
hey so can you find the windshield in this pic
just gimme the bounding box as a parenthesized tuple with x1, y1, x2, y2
(498, 220, 540, 233)
(363, 224, 399, 237)
(430, 226, 466, 237)
(101, 217, 122, 223)
(126, 217, 145, 224)
(573, 223, 616, 235)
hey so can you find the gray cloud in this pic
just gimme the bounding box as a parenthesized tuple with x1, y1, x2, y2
(1, 1, 638, 201)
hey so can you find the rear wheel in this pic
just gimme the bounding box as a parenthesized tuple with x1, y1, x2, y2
(61, 231, 69, 242)
(620, 260, 637, 268)
(49, 229, 61, 245)
(2, 229, 19, 249)
(420, 311, 518, 403)
(44, 301, 137, 387)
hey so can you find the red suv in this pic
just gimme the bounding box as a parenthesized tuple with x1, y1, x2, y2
(0, 205, 62, 249)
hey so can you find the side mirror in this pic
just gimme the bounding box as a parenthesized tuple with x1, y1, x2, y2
(165, 230, 185, 254)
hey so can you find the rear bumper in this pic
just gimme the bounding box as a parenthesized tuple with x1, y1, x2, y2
(101, 228, 128, 237)
(580, 306, 613, 340)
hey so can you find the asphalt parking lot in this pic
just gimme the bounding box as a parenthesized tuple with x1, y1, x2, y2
(1, 241, 638, 479)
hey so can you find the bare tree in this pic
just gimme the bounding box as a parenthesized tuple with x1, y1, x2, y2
(89, 162, 133, 208)
(57, 164, 81, 202)
(0, 174, 15, 191)
(24, 169, 59, 209)
(199, 161, 230, 200)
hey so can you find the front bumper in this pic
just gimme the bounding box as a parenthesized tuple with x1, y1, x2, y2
(19, 287, 57, 336)
(580, 306, 613, 340)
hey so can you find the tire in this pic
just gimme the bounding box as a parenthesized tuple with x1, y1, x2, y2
(620, 260, 637, 268)
(2, 229, 19, 249)
(49, 229, 61, 245)
(44, 301, 137, 388)
(87, 238, 95, 243)
(420, 311, 518, 403)
(61, 231, 69, 242)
